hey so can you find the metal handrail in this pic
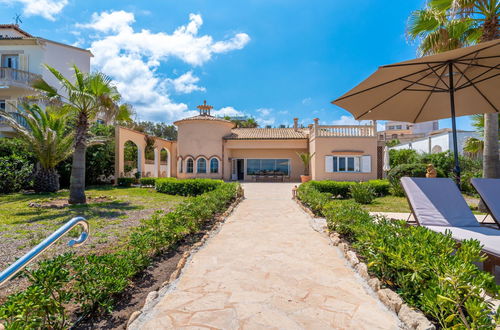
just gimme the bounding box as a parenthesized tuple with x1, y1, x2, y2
(0, 217, 89, 286)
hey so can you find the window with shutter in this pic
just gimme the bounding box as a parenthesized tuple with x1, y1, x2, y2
(325, 156, 334, 172)
(361, 155, 372, 173)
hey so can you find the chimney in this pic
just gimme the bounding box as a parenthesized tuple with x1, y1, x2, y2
(313, 118, 319, 126)
(293, 118, 299, 131)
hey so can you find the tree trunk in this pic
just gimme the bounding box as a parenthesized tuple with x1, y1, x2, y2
(69, 112, 89, 204)
(33, 167, 60, 193)
(482, 113, 500, 178)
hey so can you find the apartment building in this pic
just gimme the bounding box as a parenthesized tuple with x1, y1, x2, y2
(0, 24, 92, 137)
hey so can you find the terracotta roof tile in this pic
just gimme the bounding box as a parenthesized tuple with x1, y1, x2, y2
(224, 128, 308, 140)
(0, 24, 33, 37)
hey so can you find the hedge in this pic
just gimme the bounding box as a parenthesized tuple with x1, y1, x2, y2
(139, 177, 157, 187)
(117, 177, 136, 187)
(155, 178, 223, 196)
(297, 184, 499, 329)
(302, 179, 390, 200)
(0, 181, 242, 328)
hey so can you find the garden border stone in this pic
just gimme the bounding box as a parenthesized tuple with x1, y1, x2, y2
(294, 195, 436, 330)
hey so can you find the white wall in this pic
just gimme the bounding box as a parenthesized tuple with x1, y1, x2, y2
(390, 131, 480, 155)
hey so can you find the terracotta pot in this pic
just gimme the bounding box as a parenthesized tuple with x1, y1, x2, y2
(300, 175, 311, 183)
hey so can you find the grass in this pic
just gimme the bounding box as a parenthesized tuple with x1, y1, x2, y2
(0, 186, 185, 255)
(352, 194, 483, 214)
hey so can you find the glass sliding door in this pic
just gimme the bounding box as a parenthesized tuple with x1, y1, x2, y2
(246, 159, 290, 175)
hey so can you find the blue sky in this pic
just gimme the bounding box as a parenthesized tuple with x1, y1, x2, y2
(0, 0, 473, 130)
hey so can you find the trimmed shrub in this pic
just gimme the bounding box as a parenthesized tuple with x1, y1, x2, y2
(155, 178, 223, 196)
(389, 149, 420, 167)
(309, 181, 354, 198)
(296, 182, 332, 215)
(366, 179, 390, 196)
(0, 182, 242, 327)
(349, 183, 375, 204)
(0, 155, 33, 194)
(323, 200, 498, 329)
(117, 177, 135, 187)
(140, 177, 157, 187)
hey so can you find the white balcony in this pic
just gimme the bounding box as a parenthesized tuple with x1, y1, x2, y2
(315, 125, 376, 138)
(0, 67, 41, 89)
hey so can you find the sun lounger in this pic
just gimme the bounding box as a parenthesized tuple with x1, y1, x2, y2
(471, 178, 500, 228)
(400, 177, 500, 273)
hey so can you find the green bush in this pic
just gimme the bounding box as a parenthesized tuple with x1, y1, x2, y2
(140, 177, 157, 187)
(296, 182, 332, 215)
(309, 181, 354, 198)
(349, 183, 375, 204)
(0, 182, 242, 327)
(389, 149, 420, 167)
(0, 155, 33, 194)
(366, 179, 390, 196)
(321, 198, 499, 329)
(155, 178, 223, 196)
(387, 163, 444, 196)
(117, 177, 135, 187)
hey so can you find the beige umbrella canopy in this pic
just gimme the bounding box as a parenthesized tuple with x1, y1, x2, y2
(332, 39, 500, 183)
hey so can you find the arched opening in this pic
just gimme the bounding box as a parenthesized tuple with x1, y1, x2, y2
(210, 158, 219, 174)
(197, 158, 207, 173)
(123, 140, 140, 178)
(431, 145, 443, 154)
(186, 158, 194, 173)
(160, 148, 170, 177)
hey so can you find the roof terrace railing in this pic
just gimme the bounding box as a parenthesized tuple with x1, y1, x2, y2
(0, 111, 28, 128)
(0, 67, 41, 86)
(315, 125, 375, 137)
(0, 217, 89, 287)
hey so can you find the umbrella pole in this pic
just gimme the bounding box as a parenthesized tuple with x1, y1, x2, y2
(448, 62, 461, 187)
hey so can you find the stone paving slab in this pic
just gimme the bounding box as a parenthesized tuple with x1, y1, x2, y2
(131, 183, 401, 329)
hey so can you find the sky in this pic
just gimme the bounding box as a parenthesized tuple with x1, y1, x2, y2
(0, 0, 473, 130)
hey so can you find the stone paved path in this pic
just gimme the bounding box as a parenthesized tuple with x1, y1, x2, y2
(131, 183, 400, 329)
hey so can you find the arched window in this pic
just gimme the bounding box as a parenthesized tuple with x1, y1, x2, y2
(197, 158, 207, 173)
(210, 158, 219, 173)
(178, 158, 183, 173)
(186, 158, 194, 173)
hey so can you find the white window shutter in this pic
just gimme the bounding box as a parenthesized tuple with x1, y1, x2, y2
(325, 156, 333, 173)
(19, 54, 29, 71)
(361, 155, 371, 173)
(354, 157, 360, 172)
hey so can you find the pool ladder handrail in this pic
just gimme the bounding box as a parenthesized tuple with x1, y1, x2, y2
(0, 216, 89, 287)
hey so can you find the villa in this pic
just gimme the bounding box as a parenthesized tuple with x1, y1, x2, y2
(0, 24, 92, 137)
(115, 101, 381, 182)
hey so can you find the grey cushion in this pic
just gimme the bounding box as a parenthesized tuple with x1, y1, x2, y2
(400, 177, 479, 227)
(471, 178, 500, 225)
(426, 225, 500, 257)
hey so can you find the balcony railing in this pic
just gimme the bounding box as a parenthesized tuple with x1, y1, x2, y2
(0, 67, 41, 86)
(315, 125, 375, 137)
(0, 111, 28, 128)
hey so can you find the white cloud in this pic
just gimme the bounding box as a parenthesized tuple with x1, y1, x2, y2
(167, 71, 206, 94)
(1, 0, 68, 21)
(256, 108, 275, 126)
(76, 11, 250, 122)
(302, 97, 312, 105)
(211, 106, 245, 117)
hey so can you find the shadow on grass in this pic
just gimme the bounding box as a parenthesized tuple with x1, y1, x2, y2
(11, 202, 141, 225)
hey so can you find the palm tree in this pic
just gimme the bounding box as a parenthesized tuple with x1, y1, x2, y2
(32, 65, 132, 203)
(297, 152, 315, 176)
(463, 137, 484, 158)
(0, 103, 73, 192)
(407, 0, 500, 179)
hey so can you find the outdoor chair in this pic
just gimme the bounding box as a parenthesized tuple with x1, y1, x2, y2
(471, 178, 500, 228)
(400, 177, 500, 274)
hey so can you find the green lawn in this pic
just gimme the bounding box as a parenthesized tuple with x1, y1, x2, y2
(0, 187, 184, 267)
(354, 195, 482, 214)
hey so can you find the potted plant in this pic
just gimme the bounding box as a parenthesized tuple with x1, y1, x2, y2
(297, 152, 315, 183)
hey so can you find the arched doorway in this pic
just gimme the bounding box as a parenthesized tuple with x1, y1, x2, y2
(123, 141, 140, 177)
(144, 136, 156, 177)
(159, 148, 170, 177)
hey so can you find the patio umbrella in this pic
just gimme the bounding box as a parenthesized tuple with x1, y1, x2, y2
(332, 39, 500, 185)
(383, 146, 390, 173)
